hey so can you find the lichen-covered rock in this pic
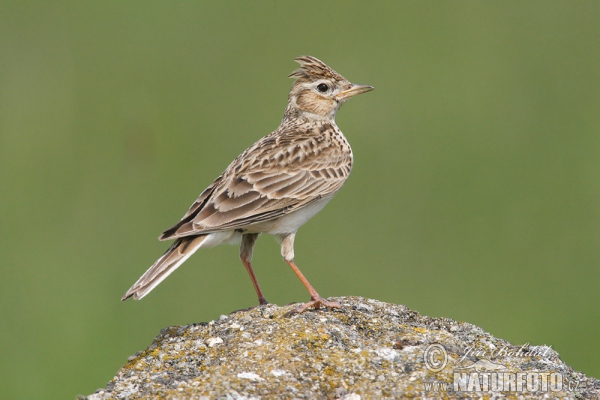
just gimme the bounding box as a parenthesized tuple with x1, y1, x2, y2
(84, 297, 598, 399)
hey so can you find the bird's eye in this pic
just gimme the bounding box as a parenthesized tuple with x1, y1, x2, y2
(316, 83, 329, 93)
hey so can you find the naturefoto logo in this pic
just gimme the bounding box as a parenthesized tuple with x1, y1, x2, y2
(422, 343, 583, 395)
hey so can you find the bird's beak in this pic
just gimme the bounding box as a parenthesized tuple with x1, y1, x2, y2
(336, 84, 374, 101)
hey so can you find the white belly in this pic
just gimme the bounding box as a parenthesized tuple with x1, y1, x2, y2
(240, 197, 333, 236)
(266, 197, 333, 234)
(199, 197, 334, 247)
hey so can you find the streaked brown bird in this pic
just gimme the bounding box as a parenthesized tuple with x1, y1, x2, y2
(122, 56, 373, 313)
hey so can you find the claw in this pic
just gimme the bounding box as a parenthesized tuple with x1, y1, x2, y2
(258, 297, 269, 306)
(285, 297, 341, 316)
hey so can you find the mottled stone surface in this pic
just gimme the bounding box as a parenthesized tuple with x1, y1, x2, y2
(84, 297, 598, 399)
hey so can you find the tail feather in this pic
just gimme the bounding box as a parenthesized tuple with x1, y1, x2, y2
(121, 235, 207, 301)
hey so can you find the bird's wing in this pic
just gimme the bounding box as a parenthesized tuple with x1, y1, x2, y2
(160, 129, 352, 240)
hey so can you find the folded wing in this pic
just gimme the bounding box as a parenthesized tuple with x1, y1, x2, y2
(160, 131, 352, 240)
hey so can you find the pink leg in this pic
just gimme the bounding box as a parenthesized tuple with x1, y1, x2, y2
(284, 259, 340, 314)
(240, 233, 268, 305)
(241, 255, 268, 305)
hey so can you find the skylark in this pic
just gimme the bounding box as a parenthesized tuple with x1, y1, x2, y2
(122, 56, 373, 313)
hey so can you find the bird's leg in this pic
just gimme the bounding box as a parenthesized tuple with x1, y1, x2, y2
(280, 233, 340, 314)
(284, 259, 341, 313)
(240, 233, 268, 305)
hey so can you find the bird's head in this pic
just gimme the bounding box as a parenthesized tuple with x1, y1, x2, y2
(284, 56, 373, 121)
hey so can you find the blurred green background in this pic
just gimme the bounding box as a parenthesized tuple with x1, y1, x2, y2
(1, 1, 599, 398)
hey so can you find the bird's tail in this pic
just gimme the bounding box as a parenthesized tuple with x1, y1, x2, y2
(121, 235, 207, 301)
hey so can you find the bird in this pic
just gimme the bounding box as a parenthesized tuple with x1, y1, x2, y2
(122, 55, 373, 314)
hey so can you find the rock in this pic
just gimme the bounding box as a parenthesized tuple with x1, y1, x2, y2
(83, 297, 599, 399)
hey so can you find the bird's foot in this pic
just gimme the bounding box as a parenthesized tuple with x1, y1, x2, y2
(229, 297, 269, 314)
(285, 297, 341, 316)
(258, 297, 269, 306)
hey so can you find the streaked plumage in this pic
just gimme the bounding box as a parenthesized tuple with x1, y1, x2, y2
(122, 56, 373, 313)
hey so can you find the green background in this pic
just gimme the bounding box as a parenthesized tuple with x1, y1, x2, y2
(1, 1, 598, 398)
